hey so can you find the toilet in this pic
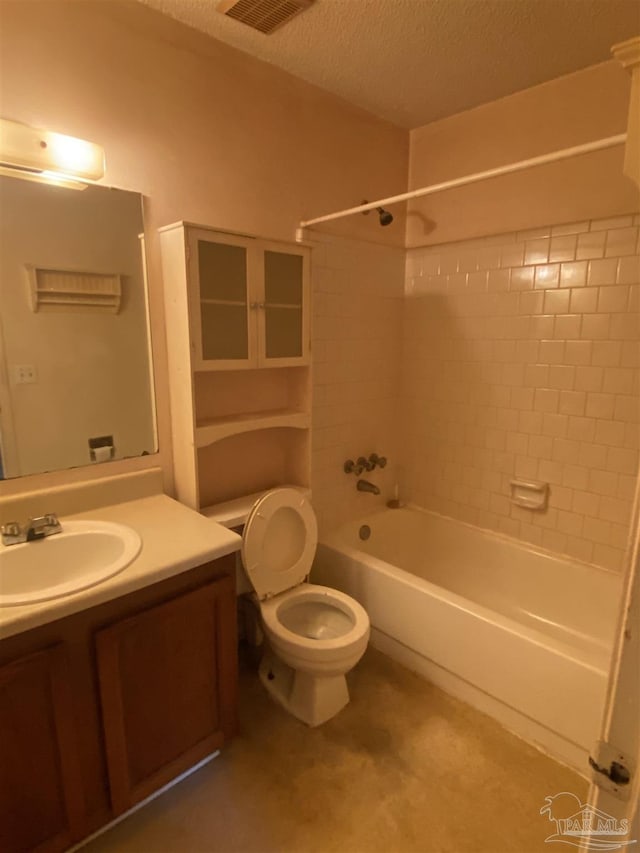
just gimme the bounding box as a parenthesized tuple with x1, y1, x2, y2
(241, 487, 370, 726)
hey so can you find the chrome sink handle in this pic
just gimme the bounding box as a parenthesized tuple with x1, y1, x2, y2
(1, 521, 24, 546)
(26, 513, 62, 542)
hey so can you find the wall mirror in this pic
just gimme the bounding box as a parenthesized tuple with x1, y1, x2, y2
(0, 176, 158, 479)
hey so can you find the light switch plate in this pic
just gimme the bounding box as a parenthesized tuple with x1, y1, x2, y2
(10, 364, 37, 384)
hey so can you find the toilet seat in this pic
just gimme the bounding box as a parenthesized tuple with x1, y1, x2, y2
(242, 487, 318, 601)
(260, 584, 370, 653)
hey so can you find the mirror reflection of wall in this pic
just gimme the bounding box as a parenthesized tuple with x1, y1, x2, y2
(0, 176, 157, 479)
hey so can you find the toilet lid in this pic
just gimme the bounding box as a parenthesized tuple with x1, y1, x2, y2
(242, 488, 317, 601)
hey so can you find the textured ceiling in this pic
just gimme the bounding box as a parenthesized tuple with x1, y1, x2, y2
(137, 0, 640, 128)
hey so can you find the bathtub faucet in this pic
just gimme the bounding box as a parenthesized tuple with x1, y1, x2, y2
(357, 479, 380, 496)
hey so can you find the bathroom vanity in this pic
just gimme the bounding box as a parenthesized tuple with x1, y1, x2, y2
(0, 493, 241, 853)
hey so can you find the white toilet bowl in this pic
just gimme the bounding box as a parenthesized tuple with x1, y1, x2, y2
(241, 488, 370, 726)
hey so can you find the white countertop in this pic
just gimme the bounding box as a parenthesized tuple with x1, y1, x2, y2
(0, 494, 242, 640)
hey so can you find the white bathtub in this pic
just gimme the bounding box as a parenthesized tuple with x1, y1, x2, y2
(311, 507, 622, 773)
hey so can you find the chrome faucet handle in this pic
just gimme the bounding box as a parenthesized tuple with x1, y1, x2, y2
(357, 456, 374, 472)
(28, 513, 60, 528)
(344, 459, 365, 475)
(1, 521, 25, 546)
(369, 453, 387, 469)
(25, 513, 62, 541)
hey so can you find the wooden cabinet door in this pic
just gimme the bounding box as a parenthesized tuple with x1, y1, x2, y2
(0, 645, 84, 853)
(95, 576, 237, 815)
(258, 243, 311, 368)
(188, 229, 258, 371)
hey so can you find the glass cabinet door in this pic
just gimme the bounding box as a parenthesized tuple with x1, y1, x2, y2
(193, 235, 253, 368)
(261, 249, 309, 365)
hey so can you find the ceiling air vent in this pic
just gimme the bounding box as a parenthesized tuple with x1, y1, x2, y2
(217, 0, 314, 34)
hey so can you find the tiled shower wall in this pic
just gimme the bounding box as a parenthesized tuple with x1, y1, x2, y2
(311, 234, 405, 533)
(402, 215, 640, 571)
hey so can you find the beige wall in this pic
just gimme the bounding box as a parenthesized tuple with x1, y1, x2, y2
(310, 233, 404, 533)
(407, 62, 640, 247)
(402, 215, 639, 571)
(0, 0, 408, 499)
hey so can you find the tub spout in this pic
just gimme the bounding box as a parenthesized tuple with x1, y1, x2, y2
(357, 479, 380, 495)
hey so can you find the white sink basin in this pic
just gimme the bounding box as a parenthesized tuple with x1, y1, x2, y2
(0, 520, 142, 606)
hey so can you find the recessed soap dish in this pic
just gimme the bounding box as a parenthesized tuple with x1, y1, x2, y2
(510, 479, 549, 511)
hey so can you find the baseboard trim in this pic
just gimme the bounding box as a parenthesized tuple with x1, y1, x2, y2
(370, 627, 590, 779)
(68, 751, 219, 852)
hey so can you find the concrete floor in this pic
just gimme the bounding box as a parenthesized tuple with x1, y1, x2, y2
(82, 647, 586, 853)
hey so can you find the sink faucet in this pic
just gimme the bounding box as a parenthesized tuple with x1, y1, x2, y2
(357, 479, 380, 496)
(1, 513, 62, 546)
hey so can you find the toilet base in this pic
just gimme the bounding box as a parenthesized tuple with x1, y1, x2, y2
(259, 651, 350, 727)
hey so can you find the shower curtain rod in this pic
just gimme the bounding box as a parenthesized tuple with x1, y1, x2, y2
(298, 133, 627, 229)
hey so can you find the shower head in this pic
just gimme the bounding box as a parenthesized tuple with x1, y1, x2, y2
(361, 201, 394, 227)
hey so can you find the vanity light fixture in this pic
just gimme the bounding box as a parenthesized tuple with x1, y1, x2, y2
(0, 118, 105, 190)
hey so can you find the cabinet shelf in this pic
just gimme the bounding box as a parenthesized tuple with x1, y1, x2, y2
(195, 409, 310, 448)
(160, 222, 311, 511)
(200, 298, 246, 307)
(201, 485, 311, 528)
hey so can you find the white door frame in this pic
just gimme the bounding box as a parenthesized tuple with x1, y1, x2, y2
(581, 472, 640, 848)
(0, 313, 20, 478)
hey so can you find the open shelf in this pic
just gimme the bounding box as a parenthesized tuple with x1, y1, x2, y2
(194, 366, 309, 422)
(195, 409, 310, 448)
(197, 428, 309, 509)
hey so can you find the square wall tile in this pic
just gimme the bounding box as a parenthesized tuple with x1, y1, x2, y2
(592, 341, 622, 367)
(560, 261, 588, 288)
(519, 290, 544, 315)
(549, 364, 576, 390)
(617, 255, 640, 285)
(554, 315, 582, 339)
(585, 392, 615, 420)
(539, 340, 565, 363)
(598, 285, 629, 313)
(577, 231, 606, 260)
(488, 268, 510, 291)
(570, 287, 598, 313)
(524, 238, 550, 265)
(544, 289, 570, 314)
(549, 234, 577, 262)
(568, 416, 596, 442)
(581, 314, 610, 340)
(534, 264, 560, 289)
(588, 258, 618, 286)
(559, 390, 586, 415)
(575, 366, 604, 391)
(500, 243, 525, 268)
(510, 266, 535, 290)
(605, 227, 638, 258)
